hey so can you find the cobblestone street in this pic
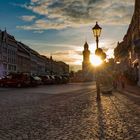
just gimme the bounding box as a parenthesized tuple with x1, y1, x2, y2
(0, 83, 140, 140)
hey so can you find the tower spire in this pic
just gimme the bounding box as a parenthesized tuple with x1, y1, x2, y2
(84, 41, 89, 50)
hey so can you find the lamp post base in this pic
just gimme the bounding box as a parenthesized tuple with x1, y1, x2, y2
(96, 96, 101, 101)
(96, 82, 101, 101)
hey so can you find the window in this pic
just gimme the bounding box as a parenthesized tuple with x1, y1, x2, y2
(8, 65, 11, 70)
(14, 66, 16, 71)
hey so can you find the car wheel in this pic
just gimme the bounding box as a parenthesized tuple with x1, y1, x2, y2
(17, 83, 21, 88)
(0, 83, 4, 87)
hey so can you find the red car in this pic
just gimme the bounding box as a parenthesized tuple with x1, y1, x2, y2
(0, 76, 8, 87)
(0, 73, 30, 87)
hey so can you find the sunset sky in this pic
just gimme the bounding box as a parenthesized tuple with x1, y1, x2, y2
(0, 0, 134, 71)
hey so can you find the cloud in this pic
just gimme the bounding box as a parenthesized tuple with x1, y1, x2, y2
(20, 15, 36, 21)
(33, 30, 44, 33)
(17, 40, 83, 65)
(17, 0, 134, 31)
(40, 49, 83, 65)
(52, 50, 82, 57)
(31, 0, 39, 2)
(19, 39, 115, 69)
(17, 18, 70, 30)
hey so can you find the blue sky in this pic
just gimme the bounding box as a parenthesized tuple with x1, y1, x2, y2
(0, 0, 134, 71)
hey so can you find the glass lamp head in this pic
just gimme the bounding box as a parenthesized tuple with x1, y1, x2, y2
(92, 22, 102, 37)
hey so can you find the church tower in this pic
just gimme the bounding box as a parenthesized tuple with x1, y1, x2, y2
(82, 41, 91, 72)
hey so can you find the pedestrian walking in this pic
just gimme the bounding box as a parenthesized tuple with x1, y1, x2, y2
(112, 71, 118, 89)
(120, 73, 126, 89)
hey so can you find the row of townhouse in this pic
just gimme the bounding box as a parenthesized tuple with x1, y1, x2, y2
(0, 30, 69, 77)
(114, 0, 140, 86)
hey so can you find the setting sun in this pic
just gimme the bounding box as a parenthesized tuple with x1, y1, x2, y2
(90, 55, 103, 66)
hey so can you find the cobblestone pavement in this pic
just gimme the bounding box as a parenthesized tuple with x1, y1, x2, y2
(0, 84, 140, 140)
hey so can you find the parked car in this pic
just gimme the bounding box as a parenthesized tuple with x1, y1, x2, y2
(0, 73, 31, 87)
(0, 73, 42, 88)
(100, 85, 113, 94)
(49, 75, 56, 84)
(30, 76, 42, 86)
(99, 72, 113, 94)
(61, 75, 69, 84)
(0, 76, 8, 87)
(54, 75, 63, 84)
(39, 75, 52, 85)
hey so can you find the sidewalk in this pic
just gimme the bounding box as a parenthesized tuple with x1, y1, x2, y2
(117, 84, 140, 96)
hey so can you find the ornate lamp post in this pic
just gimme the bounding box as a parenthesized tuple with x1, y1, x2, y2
(92, 22, 102, 101)
(92, 22, 102, 49)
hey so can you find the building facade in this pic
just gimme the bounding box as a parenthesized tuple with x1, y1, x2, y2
(48, 56, 69, 75)
(0, 30, 17, 76)
(17, 42, 30, 73)
(114, 0, 140, 86)
(0, 30, 69, 77)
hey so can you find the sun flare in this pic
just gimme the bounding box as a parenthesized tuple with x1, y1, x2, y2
(90, 55, 103, 66)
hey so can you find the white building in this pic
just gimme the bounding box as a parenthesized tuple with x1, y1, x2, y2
(17, 42, 30, 73)
(0, 30, 69, 77)
(0, 30, 17, 76)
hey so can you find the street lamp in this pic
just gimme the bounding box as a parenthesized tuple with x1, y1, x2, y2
(92, 22, 102, 101)
(92, 21, 102, 49)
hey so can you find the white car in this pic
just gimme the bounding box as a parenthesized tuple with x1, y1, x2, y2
(100, 85, 113, 94)
(99, 73, 113, 94)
